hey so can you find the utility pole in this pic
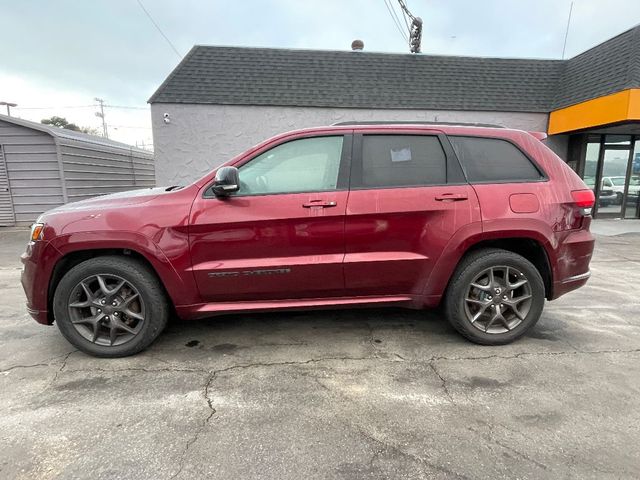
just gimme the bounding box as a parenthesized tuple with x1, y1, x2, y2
(94, 97, 108, 138)
(0, 101, 17, 116)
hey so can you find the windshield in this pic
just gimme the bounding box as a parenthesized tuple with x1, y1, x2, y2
(609, 177, 626, 186)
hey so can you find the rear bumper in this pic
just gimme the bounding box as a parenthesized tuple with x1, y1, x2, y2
(549, 228, 595, 300)
(552, 270, 591, 299)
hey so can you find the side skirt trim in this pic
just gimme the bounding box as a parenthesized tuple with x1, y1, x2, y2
(176, 294, 423, 319)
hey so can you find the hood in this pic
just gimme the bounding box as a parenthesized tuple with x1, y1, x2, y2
(41, 187, 176, 218)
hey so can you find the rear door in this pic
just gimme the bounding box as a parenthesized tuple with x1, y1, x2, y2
(344, 131, 481, 296)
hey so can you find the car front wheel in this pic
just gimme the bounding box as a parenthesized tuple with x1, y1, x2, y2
(53, 256, 169, 357)
(445, 248, 545, 345)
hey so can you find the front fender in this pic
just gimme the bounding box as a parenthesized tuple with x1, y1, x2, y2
(49, 230, 200, 308)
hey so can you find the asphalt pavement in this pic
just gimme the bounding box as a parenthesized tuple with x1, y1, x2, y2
(1, 224, 639, 479)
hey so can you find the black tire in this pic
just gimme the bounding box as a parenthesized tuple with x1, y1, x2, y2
(616, 192, 623, 205)
(53, 256, 169, 357)
(444, 248, 545, 345)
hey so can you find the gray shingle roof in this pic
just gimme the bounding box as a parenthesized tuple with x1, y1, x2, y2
(149, 25, 640, 113)
(554, 25, 640, 108)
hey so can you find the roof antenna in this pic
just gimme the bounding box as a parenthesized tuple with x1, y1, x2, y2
(561, 1, 574, 59)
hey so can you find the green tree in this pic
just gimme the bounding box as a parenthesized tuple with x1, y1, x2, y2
(41, 116, 100, 135)
(41, 116, 80, 131)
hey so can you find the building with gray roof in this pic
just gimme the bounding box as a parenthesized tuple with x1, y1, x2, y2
(0, 115, 154, 226)
(150, 25, 640, 218)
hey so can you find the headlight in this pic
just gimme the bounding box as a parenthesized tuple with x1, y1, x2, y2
(30, 223, 44, 242)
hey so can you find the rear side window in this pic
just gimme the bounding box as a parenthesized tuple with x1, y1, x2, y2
(448, 136, 543, 183)
(358, 135, 446, 188)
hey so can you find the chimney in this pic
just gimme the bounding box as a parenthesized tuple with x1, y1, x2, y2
(351, 39, 364, 51)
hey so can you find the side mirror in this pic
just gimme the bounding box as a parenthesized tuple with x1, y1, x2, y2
(211, 166, 240, 196)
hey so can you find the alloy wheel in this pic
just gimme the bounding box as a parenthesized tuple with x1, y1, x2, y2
(463, 266, 533, 334)
(67, 274, 145, 346)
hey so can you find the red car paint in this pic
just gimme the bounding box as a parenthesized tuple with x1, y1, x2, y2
(21, 124, 594, 325)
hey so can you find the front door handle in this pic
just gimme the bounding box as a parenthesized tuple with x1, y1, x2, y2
(435, 193, 468, 202)
(303, 200, 337, 208)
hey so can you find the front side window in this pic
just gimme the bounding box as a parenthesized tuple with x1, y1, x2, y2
(238, 136, 343, 195)
(449, 136, 544, 183)
(357, 135, 447, 188)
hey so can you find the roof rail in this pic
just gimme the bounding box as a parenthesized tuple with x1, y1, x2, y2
(331, 121, 505, 128)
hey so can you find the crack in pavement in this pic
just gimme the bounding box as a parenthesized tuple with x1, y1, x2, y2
(3, 347, 640, 377)
(428, 362, 454, 404)
(428, 347, 640, 362)
(355, 426, 473, 480)
(0, 350, 77, 375)
(168, 357, 374, 479)
(467, 424, 549, 471)
(51, 350, 76, 384)
(366, 321, 380, 358)
(170, 372, 217, 480)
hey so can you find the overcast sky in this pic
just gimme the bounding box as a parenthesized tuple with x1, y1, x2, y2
(1, 0, 639, 147)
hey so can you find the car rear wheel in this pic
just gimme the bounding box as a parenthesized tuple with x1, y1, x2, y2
(53, 256, 169, 357)
(444, 248, 545, 345)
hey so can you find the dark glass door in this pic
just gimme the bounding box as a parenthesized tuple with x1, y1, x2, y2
(592, 136, 633, 218)
(624, 139, 640, 218)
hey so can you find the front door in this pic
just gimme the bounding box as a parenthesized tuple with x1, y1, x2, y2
(344, 132, 480, 296)
(189, 134, 351, 302)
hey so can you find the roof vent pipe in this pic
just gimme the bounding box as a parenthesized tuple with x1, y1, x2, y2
(351, 40, 364, 51)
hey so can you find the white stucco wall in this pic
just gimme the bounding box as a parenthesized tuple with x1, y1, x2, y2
(150, 103, 551, 186)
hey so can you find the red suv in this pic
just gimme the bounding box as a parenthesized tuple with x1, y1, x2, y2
(21, 124, 595, 357)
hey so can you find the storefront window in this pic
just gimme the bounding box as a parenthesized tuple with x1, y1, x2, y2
(598, 149, 629, 216)
(625, 139, 640, 218)
(604, 135, 632, 146)
(582, 141, 600, 194)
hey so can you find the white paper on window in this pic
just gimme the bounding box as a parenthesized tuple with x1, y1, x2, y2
(390, 147, 412, 162)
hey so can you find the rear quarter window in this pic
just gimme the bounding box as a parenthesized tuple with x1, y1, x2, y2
(448, 136, 544, 183)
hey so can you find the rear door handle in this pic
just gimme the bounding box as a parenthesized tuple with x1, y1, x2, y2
(303, 200, 337, 208)
(435, 193, 468, 202)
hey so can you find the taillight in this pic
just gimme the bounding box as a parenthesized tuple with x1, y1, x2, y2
(571, 190, 595, 209)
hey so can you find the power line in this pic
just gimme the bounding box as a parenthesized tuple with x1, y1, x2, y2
(14, 105, 95, 110)
(397, 0, 423, 53)
(383, 0, 408, 42)
(389, 0, 408, 36)
(105, 105, 149, 110)
(561, 1, 574, 59)
(135, 0, 182, 59)
(398, 0, 411, 31)
(13, 104, 148, 110)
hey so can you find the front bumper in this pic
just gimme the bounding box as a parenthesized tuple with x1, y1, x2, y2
(20, 240, 60, 325)
(26, 305, 50, 324)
